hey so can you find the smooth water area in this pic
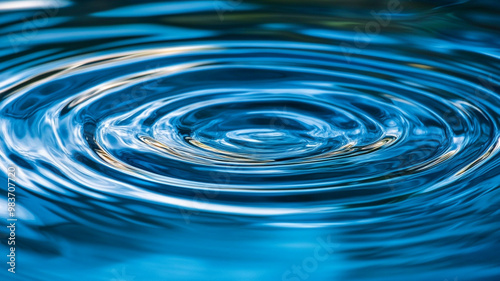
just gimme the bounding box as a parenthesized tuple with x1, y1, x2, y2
(0, 0, 499, 280)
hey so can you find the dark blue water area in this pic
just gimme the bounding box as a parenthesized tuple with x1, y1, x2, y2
(0, 0, 499, 280)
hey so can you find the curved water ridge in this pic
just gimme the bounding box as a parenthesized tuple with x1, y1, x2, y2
(0, 1, 500, 280)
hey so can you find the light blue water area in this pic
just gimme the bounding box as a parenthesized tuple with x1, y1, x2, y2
(0, 0, 499, 280)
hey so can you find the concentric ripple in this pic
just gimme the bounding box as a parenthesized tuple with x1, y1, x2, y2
(1, 42, 499, 215)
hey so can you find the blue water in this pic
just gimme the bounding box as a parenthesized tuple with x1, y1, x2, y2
(1, 0, 500, 280)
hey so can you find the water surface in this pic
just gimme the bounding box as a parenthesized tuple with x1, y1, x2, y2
(0, 0, 499, 280)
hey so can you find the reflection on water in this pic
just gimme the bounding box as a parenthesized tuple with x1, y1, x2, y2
(0, 0, 499, 280)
